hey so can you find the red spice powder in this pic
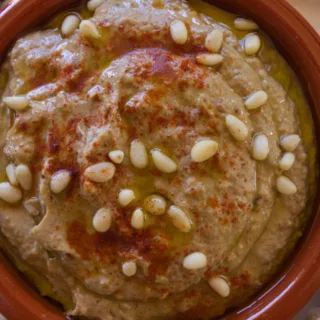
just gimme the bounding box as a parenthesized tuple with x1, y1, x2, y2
(66, 219, 174, 280)
(231, 270, 250, 287)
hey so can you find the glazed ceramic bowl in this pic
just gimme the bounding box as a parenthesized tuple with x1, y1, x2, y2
(0, 0, 319, 319)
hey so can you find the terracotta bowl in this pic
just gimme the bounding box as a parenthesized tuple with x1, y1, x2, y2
(0, 0, 319, 319)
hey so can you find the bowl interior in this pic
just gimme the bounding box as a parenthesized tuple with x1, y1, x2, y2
(0, 1, 319, 320)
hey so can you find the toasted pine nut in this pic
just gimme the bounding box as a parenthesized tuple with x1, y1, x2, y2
(122, 261, 137, 277)
(144, 194, 167, 215)
(191, 139, 218, 163)
(276, 176, 297, 195)
(280, 134, 301, 152)
(252, 134, 269, 161)
(84, 162, 115, 182)
(170, 20, 188, 45)
(93, 208, 113, 232)
(131, 208, 144, 229)
(167, 205, 192, 232)
(87, 0, 104, 11)
(244, 34, 261, 56)
(205, 29, 224, 53)
(50, 170, 72, 194)
(130, 140, 148, 169)
(151, 149, 177, 173)
(15, 164, 32, 191)
(108, 150, 124, 164)
(245, 91, 268, 110)
(61, 15, 81, 36)
(183, 252, 207, 270)
(196, 53, 223, 66)
(0, 182, 22, 204)
(79, 20, 101, 39)
(279, 152, 295, 171)
(226, 115, 249, 141)
(118, 189, 135, 207)
(208, 276, 230, 297)
(3, 96, 29, 111)
(6, 164, 18, 186)
(234, 18, 259, 31)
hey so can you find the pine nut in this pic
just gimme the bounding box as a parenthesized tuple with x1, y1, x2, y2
(196, 53, 223, 67)
(205, 29, 224, 53)
(6, 164, 18, 186)
(183, 252, 207, 270)
(208, 276, 230, 297)
(245, 91, 268, 110)
(130, 140, 148, 169)
(226, 115, 248, 141)
(3, 96, 29, 111)
(118, 189, 135, 207)
(234, 18, 259, 31)
(79, 20, 101, 39)
(151, 149, 177, 173)
(131, 208, 144, 230)
(15, 164, 32, 191)
(244, 34, 261, 56)
(87, 0, 103, 11)
(191, 139, 218, 163)
(280, 134, 301, 152)
(61, 15, 80, 36)
(122, 261, 137, 277)
(167, 205, 192, 232)
(279, 152, 295, 171)
(108, 150, 124, 164)
(50, 170, 72, 194)
(144, 194, 167, 215)
(0, 182, 22, 204)
(252, 134, 269, 161)
(93, 208, 113, 232)
(84, 162, 115, 182)
(276, 176, 297, 195)
(170, 20, 188, 45)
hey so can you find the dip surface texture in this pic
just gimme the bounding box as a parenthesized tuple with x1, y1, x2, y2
(0, 0, 315, 319)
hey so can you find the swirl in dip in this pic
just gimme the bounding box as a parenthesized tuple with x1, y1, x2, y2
(0, 0, 316, 319)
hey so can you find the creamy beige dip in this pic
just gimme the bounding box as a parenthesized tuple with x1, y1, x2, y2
(0, 0, 315, 319)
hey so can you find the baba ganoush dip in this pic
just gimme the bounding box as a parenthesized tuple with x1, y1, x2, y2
(0, 0, 317, 319)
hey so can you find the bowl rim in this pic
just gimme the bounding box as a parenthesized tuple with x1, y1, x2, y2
(0, 0, 319, 320)
(215, 1, 320, 319)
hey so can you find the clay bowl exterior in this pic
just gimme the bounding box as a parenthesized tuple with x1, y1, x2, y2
(0, 0, 319, 319)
